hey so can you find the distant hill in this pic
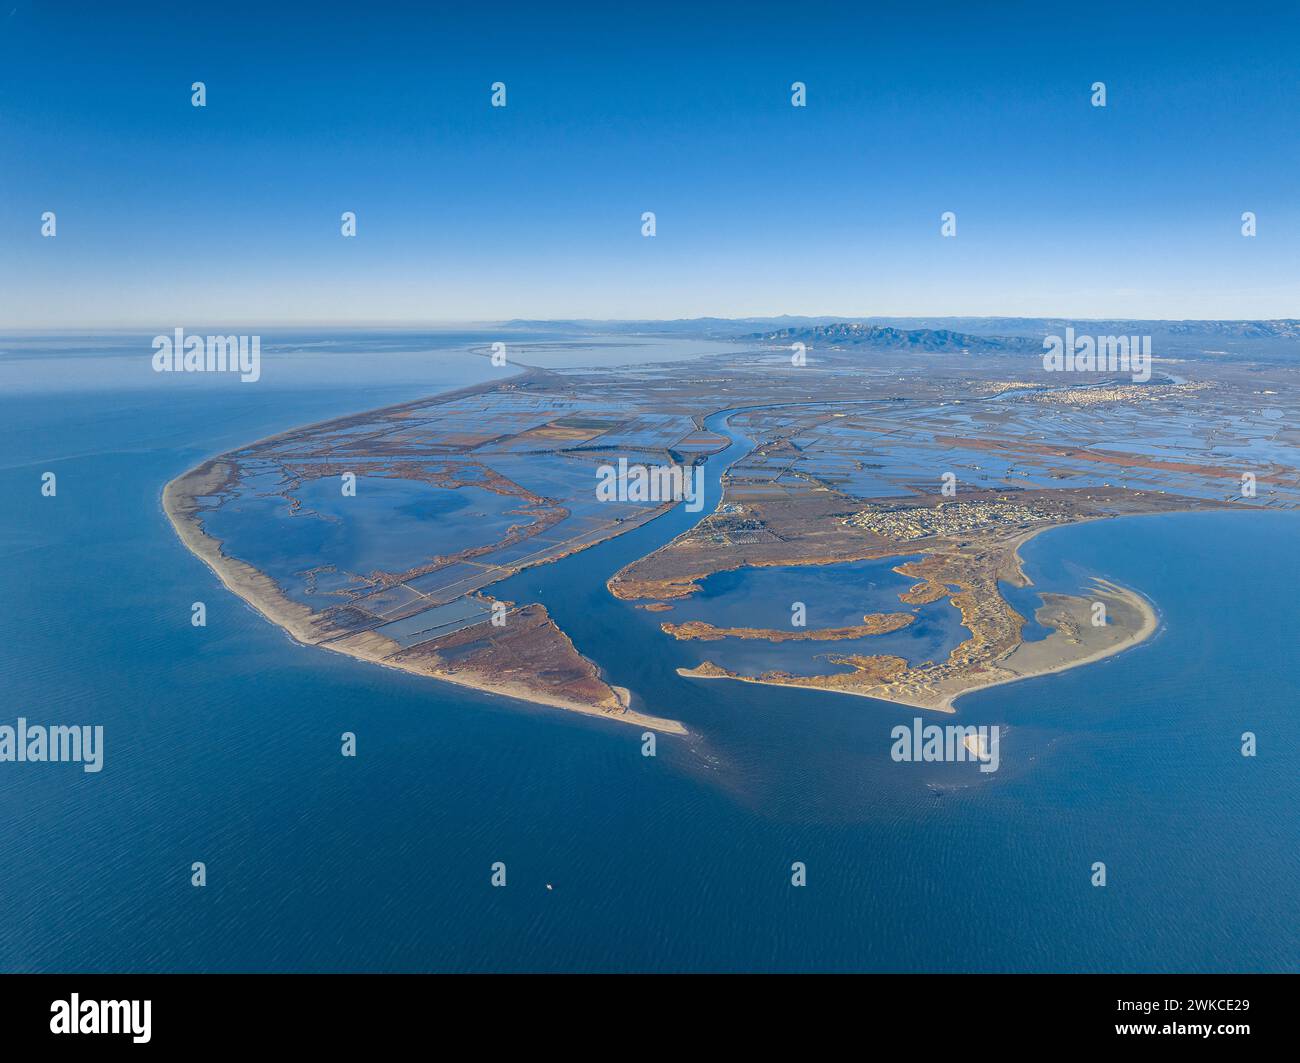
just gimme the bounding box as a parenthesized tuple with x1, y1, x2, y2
(744, 323, 1034, 353)
(491, 317, 1300, 362)
(1161, 320, 1300, 339)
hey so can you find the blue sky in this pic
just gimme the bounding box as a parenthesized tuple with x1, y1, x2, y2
(3, 1, 1299, 325)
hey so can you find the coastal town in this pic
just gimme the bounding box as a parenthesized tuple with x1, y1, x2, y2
(843, 499, 1064, 542)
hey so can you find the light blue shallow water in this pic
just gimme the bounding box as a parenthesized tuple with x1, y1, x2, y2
(1, 334, 1297, 972)
(202, 475, 528, 606)
(653, 556, 970, 674)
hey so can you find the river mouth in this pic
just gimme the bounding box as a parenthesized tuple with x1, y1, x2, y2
(487, 404, 766, 679)
(486, 403, 979, 755)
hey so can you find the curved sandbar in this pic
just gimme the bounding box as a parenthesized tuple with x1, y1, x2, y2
(163, 455, 687, 736)
(677, 571, 1158, 713)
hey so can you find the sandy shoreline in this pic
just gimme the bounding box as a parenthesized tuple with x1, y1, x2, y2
(971, 579, 1160, 704)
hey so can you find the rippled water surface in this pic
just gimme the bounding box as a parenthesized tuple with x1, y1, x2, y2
(1, 333, 1296, 972)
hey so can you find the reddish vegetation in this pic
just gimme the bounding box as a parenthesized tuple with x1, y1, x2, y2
(392, 604, 627, 713)
(898, 580, 948, 605)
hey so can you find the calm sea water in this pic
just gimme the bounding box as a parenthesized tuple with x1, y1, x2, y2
(1, 333, 1297, 972)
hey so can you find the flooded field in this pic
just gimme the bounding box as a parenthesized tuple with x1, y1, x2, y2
(201, 471, 535, 607)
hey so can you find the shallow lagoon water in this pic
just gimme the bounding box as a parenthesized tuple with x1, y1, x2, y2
(654, 557, 969, 675)
(203, 474, 528, 605)
(1, 334, 1297, 973)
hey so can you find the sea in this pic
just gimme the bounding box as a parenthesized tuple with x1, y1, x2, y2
(1, 329, 1296, 972)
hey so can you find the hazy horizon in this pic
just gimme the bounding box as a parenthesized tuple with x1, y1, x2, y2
(6, 312, 1300, 334)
